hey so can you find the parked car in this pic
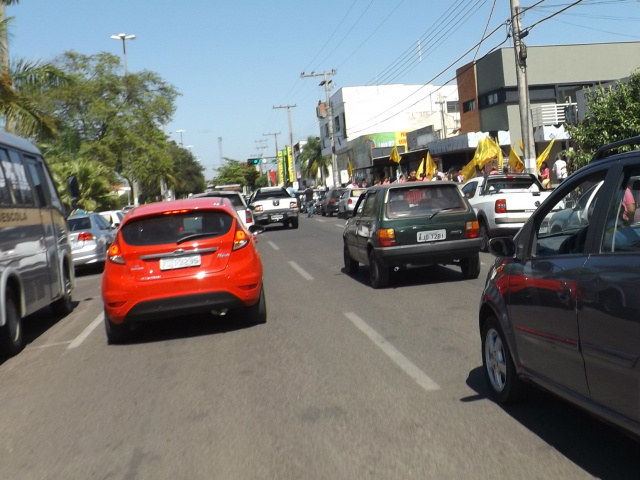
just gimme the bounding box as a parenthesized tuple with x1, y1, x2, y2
(480, 135, 640, 439)
(191, 190, 254, 228)
(343, 181, 481, 288)
(337, 188, 365, 218)
(99, 210, 126, 227)
(321, 187, 347, 216)
(101, 197, 266, 344)
(249, 186, 299, 228)
(67, 213, 116, 270)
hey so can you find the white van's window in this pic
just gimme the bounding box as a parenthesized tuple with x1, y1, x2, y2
(0, 161, 12, 205)
(7, 149, 34, 206)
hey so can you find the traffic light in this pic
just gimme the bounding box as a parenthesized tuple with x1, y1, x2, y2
(247, 158, 260, 165)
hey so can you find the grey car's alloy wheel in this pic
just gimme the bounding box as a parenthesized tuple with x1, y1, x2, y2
(481, 316, 525, 403)
(343, 243, 359, 275)
(368, 250, 389, 289)
(0, 289, 23, 356)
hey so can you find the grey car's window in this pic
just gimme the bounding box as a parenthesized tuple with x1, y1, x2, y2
(93, 214, 111, 230)
(535, 170, 607, 257)
(68, 217, 91, 231)
(601, 168, 640, 253)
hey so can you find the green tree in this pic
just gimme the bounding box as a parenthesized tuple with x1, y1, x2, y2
(298, 136, 330, 185)
(169, 142, 206, 198)
(566, 69, 640, 171)
(213, 158, 257, 188)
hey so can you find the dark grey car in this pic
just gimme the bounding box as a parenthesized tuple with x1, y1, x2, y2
(480, 136, 640, 439)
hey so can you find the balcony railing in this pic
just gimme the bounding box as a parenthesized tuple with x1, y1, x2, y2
(531, 103, 578, 127)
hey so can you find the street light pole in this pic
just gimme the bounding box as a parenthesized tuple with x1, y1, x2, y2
(273, 105, 297, 187)
(301, 69, 337, 186)
(176, 129, 185, 146)
(264, 132, 280, 186)
(110, 33, 136, 75)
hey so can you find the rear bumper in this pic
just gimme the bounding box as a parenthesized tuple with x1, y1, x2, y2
(253, 210, 298, 224)
(373, 238, 481, 267)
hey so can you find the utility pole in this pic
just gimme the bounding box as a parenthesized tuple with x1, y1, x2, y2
(301, 69, 337, 186)
(264, 132, 280, 186)
(510, 0, 536, 174)
(273, 105, 297, 187)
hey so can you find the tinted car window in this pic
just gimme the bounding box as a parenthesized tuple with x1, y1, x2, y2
(68, 217, 91, 231)
(386, 185, 466, 219)
(601, 168, 640, 253)
(253, 189, 291, 201)
(121, 211, 234, 246)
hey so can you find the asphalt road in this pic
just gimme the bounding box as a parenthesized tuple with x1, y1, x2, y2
(0, 214, 638, 479)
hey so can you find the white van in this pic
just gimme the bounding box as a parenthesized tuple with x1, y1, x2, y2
(0, 131, 74, 356)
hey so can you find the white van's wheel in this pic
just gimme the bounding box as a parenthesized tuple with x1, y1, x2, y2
(0, 289, 23, 357)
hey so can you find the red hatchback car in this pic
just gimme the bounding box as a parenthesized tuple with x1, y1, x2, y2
(101, 197, 265, 344)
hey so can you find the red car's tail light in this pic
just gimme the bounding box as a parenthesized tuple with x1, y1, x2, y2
(77, 232, 95, 242)
(465, 220, 480, 238)
(107, 242, 125, 264)
(163, 209, 189, 215)
(378, 228, 396, 247)
(495, 199, 506, 214)
(233, 228, 249, 250)
(254, 205, 263, 213)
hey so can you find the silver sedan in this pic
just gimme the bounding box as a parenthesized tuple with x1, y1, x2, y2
(67, 213, 116, 269)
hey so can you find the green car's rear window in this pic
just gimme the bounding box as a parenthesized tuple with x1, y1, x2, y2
(386, 185, 466, 218)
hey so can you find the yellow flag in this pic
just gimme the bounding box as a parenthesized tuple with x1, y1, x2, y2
(508, 146, 525, 173)
(496, 139, 504, 170)
(470, 137, 485, 167)
(479, 137, 498, 170)
(347, 157, 353, 178)
(416, 157, 425, 178)
(460, 158, 477, 181)
(389, 146, 401, 164)
(425, 151, 437, 177)
(536, 138, 556, 171)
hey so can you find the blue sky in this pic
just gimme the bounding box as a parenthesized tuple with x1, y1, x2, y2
(7, 0, 640, 179)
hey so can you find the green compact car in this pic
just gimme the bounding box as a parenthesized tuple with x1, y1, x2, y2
(342, 181, 482, 288)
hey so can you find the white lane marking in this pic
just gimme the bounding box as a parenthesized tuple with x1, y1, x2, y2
(344, 312, 440, 392)
(335, 224, 344, 228)
(289, 261, 314, 281)
(267, 241, 280, 251)
(27, 341, 72, 350)
(67, 313, 103, 349)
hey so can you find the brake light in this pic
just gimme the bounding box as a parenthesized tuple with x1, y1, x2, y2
(254, 205, 263, 213)
(465, 220, 480, 238)
(107, 241, 125, 264)
(289, 201, 298, 210)
(329, 198, 336, 203)
(378, 228, 396, 247)
(233, 228, 249, 250)
(495, 199, 506, 214)
(77, 232, 95, 242)
(163, 209, 189, 215)
(348, 198, 353, 205)
(245, 209, 253, 223)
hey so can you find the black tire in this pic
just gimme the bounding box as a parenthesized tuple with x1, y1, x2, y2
(479, 220, 490, 252)
(368, 250, 389, 289)
(291, 217, 299, 229)
(104, 311, 130, 345)
(343, 242, 359, 275)
(0, 289, 23, 357)
(247, 287, 267, 324)
(51, 265, 74, 316)
(461, 254, 481, 279)
(321, 209, 326, 217)
(481, 316, 526, 403)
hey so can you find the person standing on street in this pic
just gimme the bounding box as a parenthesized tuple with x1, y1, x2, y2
(304, 185, 314, 217)
(553, 155, 568, 184)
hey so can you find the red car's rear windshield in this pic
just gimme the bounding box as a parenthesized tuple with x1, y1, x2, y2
(120, 211, 234, 246)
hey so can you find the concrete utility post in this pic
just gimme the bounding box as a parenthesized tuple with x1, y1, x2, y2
(273, 105, 297, 187)
(301, 69, 337, 186)
(264, 132, 280, 186)
(510, 0, 536, 174)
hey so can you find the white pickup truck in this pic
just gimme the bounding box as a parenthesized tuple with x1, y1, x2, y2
(249, 186, 299, 229)
(461, 173, 552, 250)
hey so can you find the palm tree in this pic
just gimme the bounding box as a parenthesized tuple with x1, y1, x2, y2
(299, 136, 330, 186)
(0, 1, 69, 138)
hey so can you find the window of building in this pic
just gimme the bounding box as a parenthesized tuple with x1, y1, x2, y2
(463, 99, 476, 112)
(334, 115, 341, 132)
(447, 101, 459, 113)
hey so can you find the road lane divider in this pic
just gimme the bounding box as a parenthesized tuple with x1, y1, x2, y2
(267, 241, 280, 251)
(344, 312, 441, 392)
(289, 261, 314, 281)
(67, 313, 103, 349)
